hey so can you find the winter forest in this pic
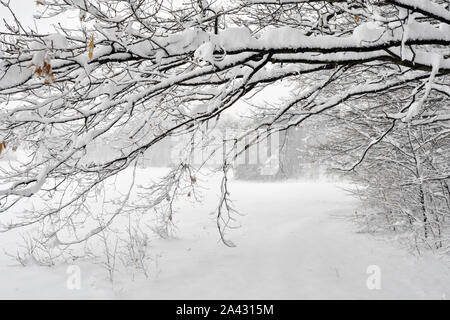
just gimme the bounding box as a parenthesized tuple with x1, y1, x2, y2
(0, 0, 450, 299)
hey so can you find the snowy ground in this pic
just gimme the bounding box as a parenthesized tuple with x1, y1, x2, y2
(0, 168, 450, 299)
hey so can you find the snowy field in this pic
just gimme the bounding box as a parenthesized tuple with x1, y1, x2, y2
(0, 167, 449, 299)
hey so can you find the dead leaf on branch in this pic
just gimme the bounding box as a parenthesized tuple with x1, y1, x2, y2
(88, 34, 95, 60)
(0, 141, 6, 155)
(34, 66, 42, 76)
(32, 60, 55, 84)
(43, 61, 51, 74)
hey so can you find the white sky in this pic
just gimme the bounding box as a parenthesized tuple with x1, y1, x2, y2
(0, 0, 77, 33)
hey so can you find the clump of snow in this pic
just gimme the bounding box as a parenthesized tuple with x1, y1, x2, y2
(404, 53, 441, 122)
(353, 21, 385, 42)
(124, 21, 141, 37)
(194, 41, 215, 63)
(218, 27, 254, 49)
(14, 165, 50, 197)
(43, 33, 69, 50)
(29, 40, 49, 69)
(439, 23, 450, 35)
(260, 26, 305, 47)
(73, 129, 102, 149)
(154, 50, 166, 63)
(0, 65, 32, 90)
(189, 102, 211, 115)
(167, 29, 207, 53)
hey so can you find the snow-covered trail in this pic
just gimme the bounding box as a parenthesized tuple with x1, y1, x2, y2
(0, 175, 449, 299)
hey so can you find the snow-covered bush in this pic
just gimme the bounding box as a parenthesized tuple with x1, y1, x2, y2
(315, 94, 450, 253)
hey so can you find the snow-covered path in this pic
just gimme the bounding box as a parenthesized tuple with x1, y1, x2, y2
(1, 176, 449, 299)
